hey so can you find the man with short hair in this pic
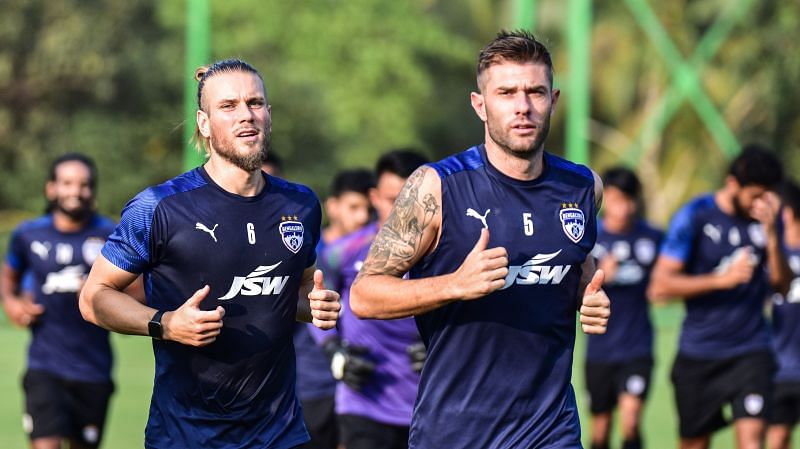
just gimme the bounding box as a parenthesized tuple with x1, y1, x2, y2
(649, 144, 792, 449)
(320, 169, 375, 253)
(585, 167, 662, 449)
(1, 153, 118, 449)
(767, 180, 800, 449)
(79, 59, 341, 448)
(317, 149, 429, 449)
(350, 31, 611, 448)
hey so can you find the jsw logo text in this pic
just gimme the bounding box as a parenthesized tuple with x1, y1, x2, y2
(219, 262, 290, 300)
(501, 250, 571, 289)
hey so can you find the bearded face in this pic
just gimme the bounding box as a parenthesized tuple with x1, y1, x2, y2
(46, 161, 94, 221)
(198, 70, 272, 172)
(210, 123, 270, 172)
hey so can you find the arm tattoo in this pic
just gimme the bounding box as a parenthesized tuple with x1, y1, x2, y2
(357, 168, 439, 279)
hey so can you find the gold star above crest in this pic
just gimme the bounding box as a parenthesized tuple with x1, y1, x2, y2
(281, 215, 286, 221)
(561, 202, 567, 208)
(293, 215, 299, 221)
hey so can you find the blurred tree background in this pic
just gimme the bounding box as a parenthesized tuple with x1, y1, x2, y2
(0, 0, 798, 226)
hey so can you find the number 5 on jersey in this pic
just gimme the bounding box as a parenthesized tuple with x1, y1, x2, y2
(523, 213, 534, 236)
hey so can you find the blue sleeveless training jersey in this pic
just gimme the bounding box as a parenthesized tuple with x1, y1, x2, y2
(409, 145, 596, 449)
(586, 220, 662, 363)
(771, 247, 800, 383)
(6, 214, 115, 382)
(660, 194, 771, 359)
(102, 167, 321, 449)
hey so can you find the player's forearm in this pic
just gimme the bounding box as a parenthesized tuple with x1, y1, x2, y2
(766, 232, 792, 295)
(79, 284, 155, 336)
(350, 273, 458, 319)
(647, 271, 727, 302)
(0, 263, 21, 302)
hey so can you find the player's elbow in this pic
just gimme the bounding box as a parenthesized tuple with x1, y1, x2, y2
(646, 278, 669, 304)
(770, 276, 791, 297)
(78, 284, 100, 325)
(349, 281, 376, 319)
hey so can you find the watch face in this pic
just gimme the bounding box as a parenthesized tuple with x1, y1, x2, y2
(149, 314, 163, 339)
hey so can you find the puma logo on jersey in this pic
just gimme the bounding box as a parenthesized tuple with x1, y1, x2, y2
(218, 262, 290, 300)
(31, 241, 51, 260)
(41, 265, 85, 294)
(703, 224, 722, 244)
(195, 222, 218, 242)
(466, 208, 491, 229)
(501, 250, 571, 288)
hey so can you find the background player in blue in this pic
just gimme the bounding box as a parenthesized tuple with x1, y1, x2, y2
(262, 152, 343, 449)
(316, 149, 428, 449)
(585, 167, 662, 449)
(349, 30, 611, 449)
(78, 59, 341, 449)
(767, 180, 800, 449)
(649, 145, 792, 449)
(1, 153, 123, 449)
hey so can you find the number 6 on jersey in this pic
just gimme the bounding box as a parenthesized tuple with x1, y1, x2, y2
(247, 223, 256, 244)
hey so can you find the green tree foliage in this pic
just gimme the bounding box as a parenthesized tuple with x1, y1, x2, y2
(1, 0, 798, 225)
(0, 0, 183, 214)
(200, 0, 479, 193)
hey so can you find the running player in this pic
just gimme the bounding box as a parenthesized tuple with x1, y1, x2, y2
(349, 30, 611, 448)
(317, 150, 428, 449)
(767, 179, 800, 449)
(649, 144, 792, 449)
(1, 153, 119, 449)
(585, 167, 662, 449)
(79, 59, 341, 449)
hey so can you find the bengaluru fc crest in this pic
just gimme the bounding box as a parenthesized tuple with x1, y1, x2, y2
(279, 216, 304, 254)
(559, 203, 585, 243)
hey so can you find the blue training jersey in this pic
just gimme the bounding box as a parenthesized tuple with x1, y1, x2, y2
(660, 194, 771, 359)
(409, 145, 596, 449)
(586, 220, 662, 363)
(771, 247, 800, 383)
(6, 214, 115, 382)
(101, 167, 321, 449)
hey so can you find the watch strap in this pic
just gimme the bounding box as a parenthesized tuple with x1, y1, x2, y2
(148, 310, 165, 340)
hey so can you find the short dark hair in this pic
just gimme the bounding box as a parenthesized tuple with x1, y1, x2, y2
(330, 169, 375, 197)
(728, 143, 783, 188)
(375, 149, 429, 180)
(602, 166, 641, 200)
(477, 30, 553, 89)
(193, 59, 265, 153)
(49, 152, 97, 189)
(781, 180, 800, 220)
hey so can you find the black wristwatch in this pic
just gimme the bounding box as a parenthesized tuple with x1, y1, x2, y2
(148, 310, 165, 340)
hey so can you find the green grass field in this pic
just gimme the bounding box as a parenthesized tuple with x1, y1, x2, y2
(0, 305, 792, 448)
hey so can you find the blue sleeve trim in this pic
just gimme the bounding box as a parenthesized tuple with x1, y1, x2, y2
(660, 196, 709, 263)
(428, 146, 483, 178)
(545, 152, 594, 183)
(101, 189, 160, 274)
(102, 170, 207, 274)
(4, 217, 51, 272)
